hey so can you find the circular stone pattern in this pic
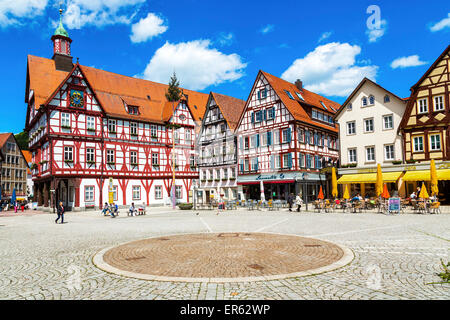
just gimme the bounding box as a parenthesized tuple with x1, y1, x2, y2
(94, 233, 353, 282)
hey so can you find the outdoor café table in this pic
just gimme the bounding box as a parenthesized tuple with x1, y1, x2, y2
(273, 200, 282, 210)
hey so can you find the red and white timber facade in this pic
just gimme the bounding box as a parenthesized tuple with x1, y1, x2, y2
(25, 22, 206, 211)
(235, 71, 340, 202)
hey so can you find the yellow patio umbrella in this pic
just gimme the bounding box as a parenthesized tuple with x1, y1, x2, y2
(418, 182, 429, 199)
(375, 164, 383, 197)
(331, 167, 338, 198)
(430, 159, 439, 196)
(343, 184, 350, 200)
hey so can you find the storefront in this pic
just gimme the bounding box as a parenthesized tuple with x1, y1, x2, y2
(237, 172, 326, 203)
(337, 162, 450, 203)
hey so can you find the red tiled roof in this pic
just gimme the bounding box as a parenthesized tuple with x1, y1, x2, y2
(26, 55, 208, 124)
(260, 71, 341, 132)
(211, 92, 246, 131)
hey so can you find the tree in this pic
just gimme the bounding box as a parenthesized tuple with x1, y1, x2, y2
(165, 72, 182, 102)
(15, 131, 29, 151)
(165, 72, 183, 209)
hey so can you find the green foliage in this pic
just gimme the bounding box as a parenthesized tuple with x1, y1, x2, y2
(438, 259, 450, 283)
(165, 72, 182, 102)
(15, 131, 29, 151)
(178, 203, 193, 210)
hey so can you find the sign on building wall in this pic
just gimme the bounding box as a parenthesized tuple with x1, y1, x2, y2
(108, 177, 114, 204)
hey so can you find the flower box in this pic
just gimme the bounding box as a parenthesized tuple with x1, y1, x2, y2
(392, 160, 402, 165)
(406, 159, 416, 164)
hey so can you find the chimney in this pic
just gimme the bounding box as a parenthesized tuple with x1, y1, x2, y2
(295, 79, 303, 91)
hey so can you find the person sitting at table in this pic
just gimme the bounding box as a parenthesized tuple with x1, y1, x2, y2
(410, 192, 417, 199)
(351, 194, 362, 202)
(128, 202, 137, 216)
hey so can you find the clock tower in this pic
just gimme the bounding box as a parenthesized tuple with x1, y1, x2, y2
(51, 8, 73, 72)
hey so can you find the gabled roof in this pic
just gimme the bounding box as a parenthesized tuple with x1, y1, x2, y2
(410, 44, 450, 91)
(26, 55, 208, 124)
(334, 77, 406, 120)
(256, 71, 341, 132)
(210, 92, 246, 132)
(0, 133, 13, 149)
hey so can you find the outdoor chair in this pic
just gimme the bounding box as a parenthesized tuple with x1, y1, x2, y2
(430, 202, 441, 214)
(411, 200, 419, 211)
(418, 201, 427, 214)
(324, 200, 332, 213)
(313, 201, 321, 213)
(268, 200, 275, 211)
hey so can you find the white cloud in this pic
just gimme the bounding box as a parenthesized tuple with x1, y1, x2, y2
(430, 13, 450, 32)
(366, 19, 387, 42)
(391, 55, 428, 69)
(318, 31, 333, 43)
(130, 13, 167, 43)
(216, 32, 234, 46)
(140, 40, 247, 91)
(281, 42, 378, 97)
(62, 0, 145, 29)
(0, 0, 48, 27)
(260, 24, 274, 34)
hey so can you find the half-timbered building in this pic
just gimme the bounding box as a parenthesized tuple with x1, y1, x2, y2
(25, 19, 207, 211)
(399, 45, 450, 201)
(197, 92, 246, 202)
(235, 71, 340, 202)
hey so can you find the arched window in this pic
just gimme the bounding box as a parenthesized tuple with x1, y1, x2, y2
(362, 97, 368, 106)
(384, 95, 390, 103)
(347, 103, 353, 110)
(369, 95, 375, 105)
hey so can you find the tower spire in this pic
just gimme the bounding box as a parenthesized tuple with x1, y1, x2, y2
(51, 4, 73, 71)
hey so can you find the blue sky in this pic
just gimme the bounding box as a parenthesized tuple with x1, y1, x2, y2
(0, 0, 449, 134)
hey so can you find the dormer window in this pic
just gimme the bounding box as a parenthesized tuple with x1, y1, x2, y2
(127, 105, 139, 115)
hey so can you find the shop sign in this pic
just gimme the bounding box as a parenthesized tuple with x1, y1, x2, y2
(256, 173, 286, 181)
(388, 197, 401, 214)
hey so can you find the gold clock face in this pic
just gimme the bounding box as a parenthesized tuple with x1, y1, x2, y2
(70, 90, 84, 108)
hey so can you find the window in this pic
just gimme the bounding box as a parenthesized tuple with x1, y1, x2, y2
(111, 186, 118, 201)
(107, 149, 115, 164)
(366, 147, 375, 162)
(312, 110, 318, 119)
(347, 103, 353, 111)
(296, 92, 304, 100)
(418, 98, 428, 114)
(127, 105, 139, 115)
(364, 118, 374, 133)
(383, 145, 394, 160)
(282, 128, 291, 143)
(320, 101, 328, 110)
(384, 95, 390, 103)
(244, 137, 249, 150)
(130, 151, 138, 165)
(175, 186, 182, 199)
(284, 153, 293, 169)
(362, 97, 368, 106)
(275, 155, 281, 169)
(255, 110, 263, 122)
(430, 134, 441, 151)
(108, 119, 116, 133)
(262, 132, 268, 146)
(273, 130, 280, 145)
(87, 116, 95, 131)
(383, 115, 394, 130)
(155, 186, 162, 199)
(267, 107, 275, 119)
(61, 113, 70, 128)
(151, 125, 157, 139)
(258, 88, 267, 99)
(132, 186, 141, 200)
(306, 154, 312, 168)
(130, 122, 138, 136)
(298, 129, 304, 143)
(347, 121, 356, 135)
(86, 148, 95, 163)
(85, 186, 94, 202)
(151, 153, 159, 166)
(413, 136, 424, 152)
(299, 153, 305, 168)
(348, 149, 357, 163)
(284, 90, 294, 99)
(369, 95, 375, 105)
(190, 155, 195, 167)
(251, 158, 258, 171)
(64, 146, 73, 162)
(434, 96, 444, 111)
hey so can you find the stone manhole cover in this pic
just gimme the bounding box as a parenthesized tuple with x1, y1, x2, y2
(93, 233, 353, 283)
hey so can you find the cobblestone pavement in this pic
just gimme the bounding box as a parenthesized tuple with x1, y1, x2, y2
(0, 208, 448, 300)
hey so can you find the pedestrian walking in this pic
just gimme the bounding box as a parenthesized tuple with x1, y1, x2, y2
(295, 193, 303, 212)
(288, 193, 294, 211)
(55, 201, 65, 224)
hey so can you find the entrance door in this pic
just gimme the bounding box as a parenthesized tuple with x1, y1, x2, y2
(205, 190, 210, 203)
